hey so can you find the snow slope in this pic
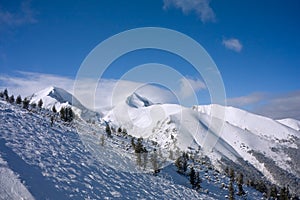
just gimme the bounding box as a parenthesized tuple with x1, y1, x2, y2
(29, 86, 101, 122)
(0, 154, 34, 200)
(0, 100, 212, 199)
(104, 93, 300, 195)
(277, 118, 300, 131)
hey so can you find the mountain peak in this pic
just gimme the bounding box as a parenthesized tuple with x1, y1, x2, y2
(126, 92, 153, 108)
(29, 86, 101, 122)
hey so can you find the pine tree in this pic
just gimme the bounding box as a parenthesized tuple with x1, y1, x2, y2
(190, 167, 196, 187)
(0, 91, 3, 98)
(60, 107, 74, 122)
(16, 95, 22, 104)
(60, 107, 66, 121)
(105, 124, 112, 137)
(151, 149, 159, 174)
(22, 98, 30, 109)
(135, 137, 144, 153)
(65, 107, 74, 122)
(3, 88, 8, 101)
(131, 137, 136, 149)
(237, 173, 245, 196)
(175, 153, 188, 174)
(229, 168, 235, 182)
(279, 186, 288, 200)
(31, 103, 37, 109)
(194, 171, 201, 190)
(228, 179, 235, 200)
(9, 95, 15, 103)
(269, 185, 278, 199)
(118, 127, 122, 133)
(38, 99, 43, 108)
(52, 105, 57, 113)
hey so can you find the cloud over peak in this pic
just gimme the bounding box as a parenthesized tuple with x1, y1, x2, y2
(163, 0, 216, 23)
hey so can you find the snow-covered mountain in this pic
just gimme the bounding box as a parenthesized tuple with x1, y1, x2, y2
(29, 86, 101, 122)
(1, 86, 299, 198)
(0, 99, 268, 199)
(104, 92, 300, 196)
(277, 118, 300, 131)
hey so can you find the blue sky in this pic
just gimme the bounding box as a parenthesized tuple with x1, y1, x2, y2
(0, 0, 300, 119)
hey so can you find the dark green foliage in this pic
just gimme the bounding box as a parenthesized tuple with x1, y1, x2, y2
(31, 103, 37, 109)
(9, 95, 15, 103)
(190, 167, 196, 186)
(229, 168, 235, 182)
(3, 88, 8, 100)
(190, 167, 201, 190)
(228, 180, 235, 200)
(279, 186, 289, 200)
(38, 99, 43, 108)
(117, 127, 122, 133)
(151, 149, 159, 174)
(16, 95, 22, 104)
(135, 138, 147, 153)
(22, 98, 30, 109)
(60, 107, 74, 122)
(105, 124, 112, 137)
(131, 137, 135, 149)
(175, 153, 188, 174)
(237, 173, 245, 196)
(269, 185, 278, 199)
(52, 105, 57, 113)
(255, 180, 268, 194)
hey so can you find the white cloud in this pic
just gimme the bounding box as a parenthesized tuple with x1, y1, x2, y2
(179, 77, 206, 99)
(0, 0, 37, 27)
(0, 71, 177, 111)
(0, 71, 74, 97)
(227, 92, 266, 107)
(227, 91, 300, 121)
(222, 38, 243, 52)
(163, 0, 216, 23)
(254, 91, 300, 120)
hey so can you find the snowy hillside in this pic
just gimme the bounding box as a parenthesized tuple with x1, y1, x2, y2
(104, 93, 300, 196)
(29, 86, 101, 122)
(277, 118, 300, 131)
(0, 100, 213, 199)
(1, 86, 299, 199)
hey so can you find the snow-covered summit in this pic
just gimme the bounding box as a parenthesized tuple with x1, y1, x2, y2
(126, 92, 154, 108)
(29, 86, 101, 122)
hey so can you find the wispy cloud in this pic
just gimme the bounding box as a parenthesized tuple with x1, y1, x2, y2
(222, 38, 243, 52)
(179, 77, 206, 99)
(254, 91, 300, 120)
(163, 0, 216, 23)
(0, 0, 37, 27)
(0, 72, 177, 111)
(227, 91, 300, 120)
(227, 92, 266, 107)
